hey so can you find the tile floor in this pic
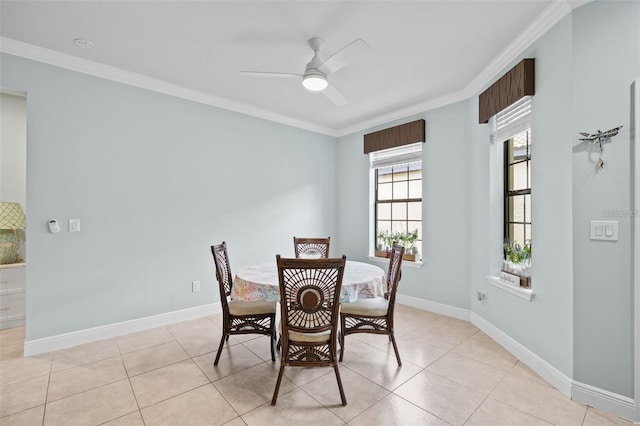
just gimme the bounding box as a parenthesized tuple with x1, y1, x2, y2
(0, 304, 633, 426)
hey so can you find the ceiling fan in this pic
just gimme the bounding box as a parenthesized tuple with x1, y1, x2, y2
(240, 37, 370, 106)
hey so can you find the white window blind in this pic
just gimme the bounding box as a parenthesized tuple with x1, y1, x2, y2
(491, 96, 532, 143)
(370, 142, 422, 169)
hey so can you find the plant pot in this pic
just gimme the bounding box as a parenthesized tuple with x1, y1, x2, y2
(375, 250, 390, 258)
(500, 270, 531, 288)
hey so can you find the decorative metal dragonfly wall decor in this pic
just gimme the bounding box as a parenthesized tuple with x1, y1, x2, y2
(578, 125, 623, 171)
(578, 126, 623, 152)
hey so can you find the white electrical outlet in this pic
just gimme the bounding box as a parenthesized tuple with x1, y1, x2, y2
(192, 281, 201, 292)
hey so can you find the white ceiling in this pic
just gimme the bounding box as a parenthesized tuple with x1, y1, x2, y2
(1, 1, 578, 136)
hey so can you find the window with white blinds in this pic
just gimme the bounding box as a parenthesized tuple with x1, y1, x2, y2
(370, 143, 422, 261)
(491, 96, 532, 144)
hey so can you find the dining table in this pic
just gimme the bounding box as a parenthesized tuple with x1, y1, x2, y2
(232, 260, 386, 304)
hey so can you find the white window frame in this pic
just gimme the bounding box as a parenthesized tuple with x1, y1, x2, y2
(368, 143, 423, 267)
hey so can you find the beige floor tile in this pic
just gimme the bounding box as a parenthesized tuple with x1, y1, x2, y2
(426, 351, 507, 395)
(451, 332, 518, 372)
(301, 366, 389, 422)
(282, 362, 332, 386)
(583, 407, 634, 425)
(393, 333, 448, 368)
(394, 369, 486, 425)
(508, 361, 553, 387)
(241, 335, 276, 362)
(222, 417, 248, 426)
(343, 346, 422, 391)
(337, 335, 378, 363)
(232, 333, 265, 344)
(141, 384, 238, 426)
(116, 327, 175, 354)
(121, 340, 189, 377)
(192, 345, 264, 382)
(166, 317, 217, 335)
(490, 372, 586, 426)
(241, 388, 344, 426)
(170, 327, 226, 358)
(411, 326, 476, 351)
(395, 304, 442, 323)
(348, 393, 448, 426)
(47, 356, 127, 402)
(465, 398, 554, 426)
(51, 339, 120, 372)
(0, 404, 45, 426)
(101, 411, 145, 426)
(0, 342, 24, 360)
(0, 326, 25, 346)
(129, 359, 208, 408)
(0, 352, 52, 386)
(0, 374, 49, 417)
(214, 362, 296, 415)
(350, 332, 392, 349)
(43, 379, 138, 426)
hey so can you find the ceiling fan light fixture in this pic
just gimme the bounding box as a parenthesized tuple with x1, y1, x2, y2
(302, 73, 328, 92)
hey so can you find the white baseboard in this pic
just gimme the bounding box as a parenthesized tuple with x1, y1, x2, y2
(396, 293, 470, 321)
(393, 298, 637, 423)
(24, 303, 221, 357)
(572, 380, 637, 423)
(469, 311, 573, 397)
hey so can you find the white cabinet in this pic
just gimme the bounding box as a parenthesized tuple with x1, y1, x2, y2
(0, 263, 26, 329)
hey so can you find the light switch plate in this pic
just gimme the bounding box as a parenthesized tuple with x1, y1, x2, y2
(590, 221, 618, 241)
(69, 219, 81, 232)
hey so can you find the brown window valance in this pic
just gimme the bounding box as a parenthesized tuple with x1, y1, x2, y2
(364, 119, 425, 154)
(479, 58, 535, 124)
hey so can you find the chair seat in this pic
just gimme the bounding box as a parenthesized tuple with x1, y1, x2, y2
(288, 329, 331, 343)
(228, 298, 277, 316)
(340, 296, 389, 316)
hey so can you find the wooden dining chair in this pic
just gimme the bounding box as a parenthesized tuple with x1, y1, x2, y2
(339, 243, 405, 366)
(272, 255, 347, 406)
(211, 241, 277, 366)
(293, 236, 331, 258)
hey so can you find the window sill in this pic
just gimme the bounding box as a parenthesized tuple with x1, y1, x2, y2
(485, 276, 534, 301)
(367, 256, 424, 269)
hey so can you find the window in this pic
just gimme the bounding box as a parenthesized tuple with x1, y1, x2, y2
(371, 143, 422, 261)
(504, 129, 531, 246)
(494, 96, 532, 290)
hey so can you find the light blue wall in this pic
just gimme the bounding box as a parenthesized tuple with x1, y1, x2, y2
(470, 15, 575, 378)
(337, 0, 638, 398)
(1, 54, 337, 340)
(571, 1, 639, 397)
(336, 101, 472, 310)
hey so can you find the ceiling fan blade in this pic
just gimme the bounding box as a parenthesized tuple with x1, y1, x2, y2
(318, 38, 370, 74)
(322, 84, 347, 106)
(240, 71, 301, 78)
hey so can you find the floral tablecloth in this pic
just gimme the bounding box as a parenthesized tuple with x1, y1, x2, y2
(232, 260, 386, 303)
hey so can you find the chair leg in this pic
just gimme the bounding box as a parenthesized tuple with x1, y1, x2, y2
(214, 333, 226, 366)
(270, 324, 276, 362)
(271, 365, 286, 405)
(390, 333, 402, 367)
(339, 317, 345, 362)
(333, 364, 347, 406)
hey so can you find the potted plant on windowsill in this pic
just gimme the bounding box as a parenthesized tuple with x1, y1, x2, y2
(501, 240, 531, 288)
(374, 230, 419, 262)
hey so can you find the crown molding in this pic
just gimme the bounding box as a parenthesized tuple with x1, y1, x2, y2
(1, 1, 575, 139)
(335, 0, 573, 137)
(0, 37, 339, 137)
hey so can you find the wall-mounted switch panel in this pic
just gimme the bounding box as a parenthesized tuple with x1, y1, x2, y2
(69, 219, 81, 232)
(590, 221, 618, 241)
